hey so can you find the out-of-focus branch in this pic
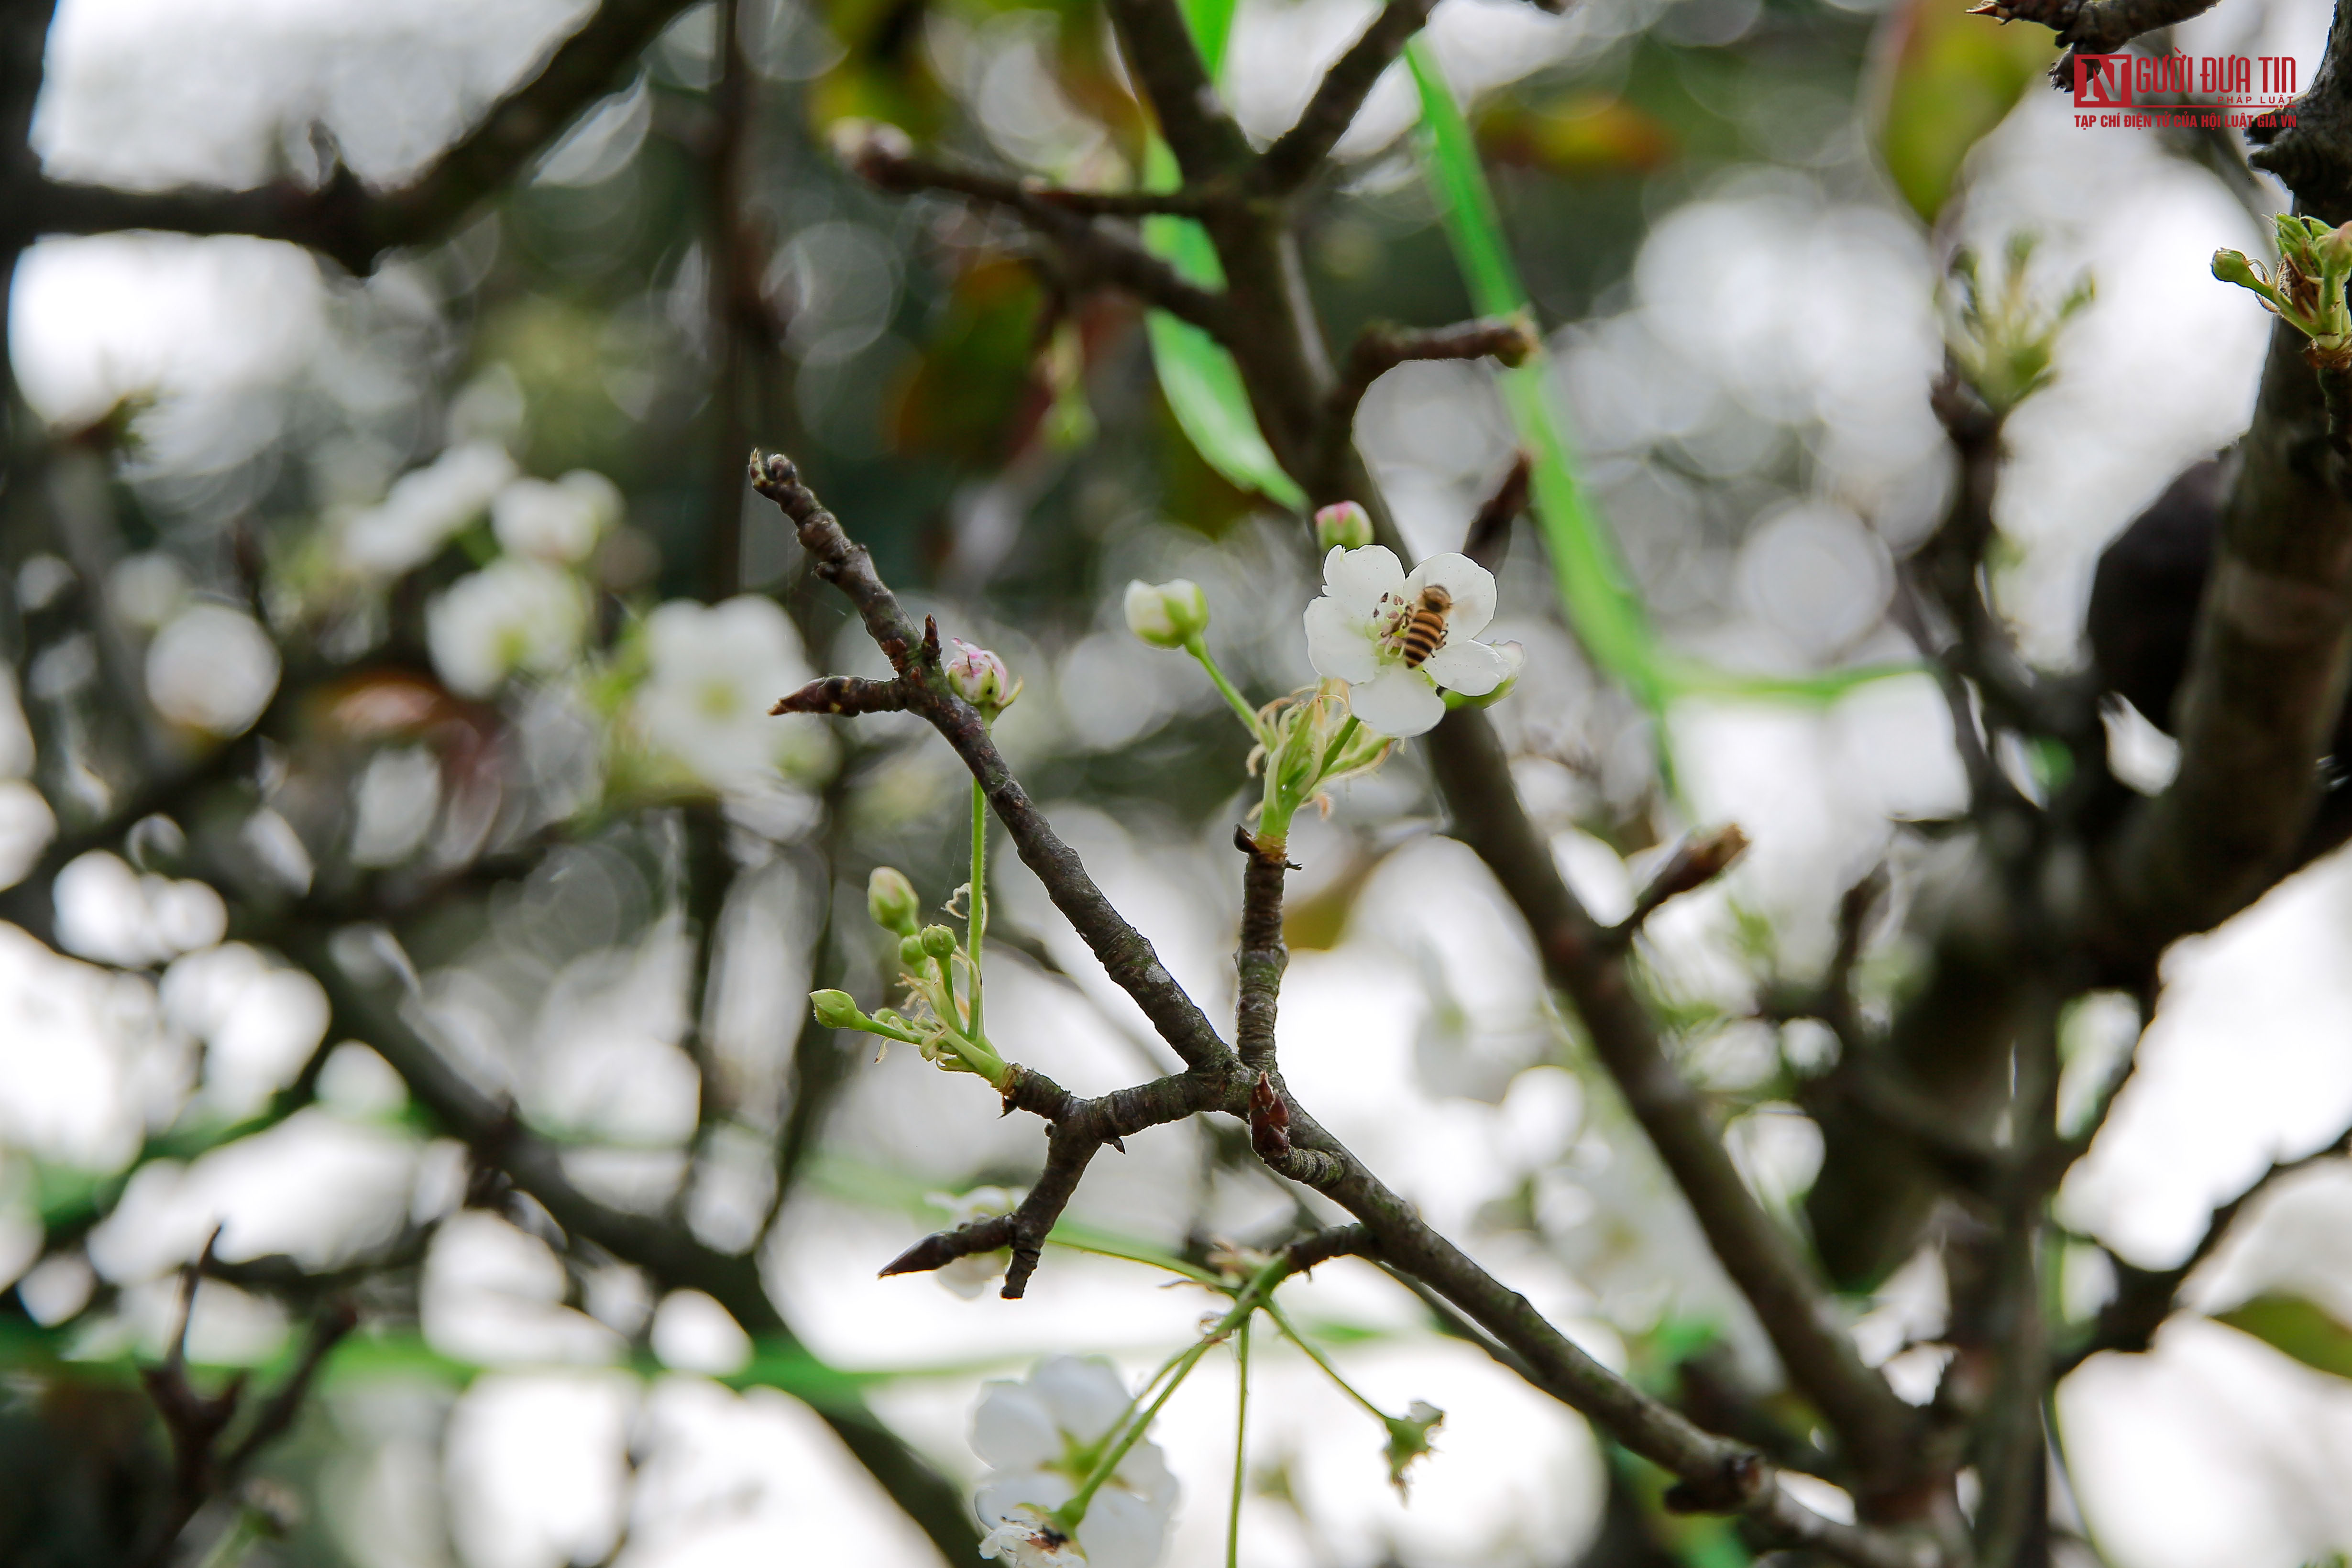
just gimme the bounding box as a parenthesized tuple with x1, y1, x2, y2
(838, 138, 1236, 345)
(1101, 0, 1253, 180)
(136, 1235, 357, 1568)
(748, 451, 1937, 1568)
(1251, 0, 1440, 194)
(13, 0, 703, 273)
(286, 927, 981, 1563)
(1424, 711, 1924, 1503)
(2056, 1122, 2352, 1376)
(1314, 316, 1538, 493)
(1968, 0, 2223, 88)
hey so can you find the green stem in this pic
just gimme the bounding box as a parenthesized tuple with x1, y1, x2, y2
(1187, 637, 1265, 743)
(967, 778, 988, 1043)
(1264, 1300, 1388, 1423)
(1227, 1314, 1251, 1568)
(1061, 1257, 1288, 1530)
(1315, 714, 1360, 782)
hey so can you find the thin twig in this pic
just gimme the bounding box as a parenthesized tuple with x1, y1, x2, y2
(1252, 0, 1441, 195)
(15, 0, 707, 271)
(839, 138, 1232, 337)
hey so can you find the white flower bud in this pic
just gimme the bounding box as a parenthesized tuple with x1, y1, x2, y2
(1313, 502, 1374, 552)
(945, 639, 1017, 715)
(1123, 579, 1209, 649)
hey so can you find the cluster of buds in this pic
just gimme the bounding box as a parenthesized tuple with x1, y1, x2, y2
(2215, 214, 2352, 368)
(808, 867, 1008, 1085)
(1944, 234, 2094, 415)
(1250, 679, 1391, 841)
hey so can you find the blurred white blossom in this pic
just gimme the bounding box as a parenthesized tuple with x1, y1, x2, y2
(492, 471, 623, 564)
(632, 596, 832, 790)
(1303, 547, 1511, 737)
(146, 602, 279, 736)
(339, 441, 517, 577)
(427, 559, 589, 700)
(973, 1356, 1177, 1568)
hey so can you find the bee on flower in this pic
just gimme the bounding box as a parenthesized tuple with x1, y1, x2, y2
(1303, 547, 1520, 738)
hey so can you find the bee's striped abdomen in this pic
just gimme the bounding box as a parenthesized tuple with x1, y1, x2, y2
(1398, 586, 1452, 669)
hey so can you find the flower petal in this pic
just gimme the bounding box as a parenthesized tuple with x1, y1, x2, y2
(1402, 553, 1496, 638)
(1304, 597, 1380, 684)
(1079, 1487, 1174, 1568)
(1348, 666, 1445, 737)
(972, 1383, 1061, 1470)
(1421, 637, 1511, 696)
(976, 1471, 1076, 1526)
(1031, 1355, 1130, 1445)
(1324, 545, 1405, 617)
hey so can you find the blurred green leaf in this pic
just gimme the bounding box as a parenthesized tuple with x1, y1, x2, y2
(2214, 1294, 2352, 1379)
(1406, 43, 1921, 739)
(1140, 0, 1305, 510)
(1869, 0, 2057, 224)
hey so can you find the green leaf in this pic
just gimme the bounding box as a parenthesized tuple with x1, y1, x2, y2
(1142, 176, 1307, 510)
(1139, 3, 1305, 510)
(2214, 1294, 2352, 1379)
(1869, 0, 2058, 224)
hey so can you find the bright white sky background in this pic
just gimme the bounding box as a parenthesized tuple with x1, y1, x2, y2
(13, 0, 2352, 1563)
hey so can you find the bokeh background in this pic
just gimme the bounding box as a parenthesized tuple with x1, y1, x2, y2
(8, 0, 2352, 1562)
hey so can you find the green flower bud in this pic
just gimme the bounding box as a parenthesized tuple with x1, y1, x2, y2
(2324, 221, 2352, 275)
(868, 866, 921, 935)
(919, 923, 959, 959)
(2212, 249, 2267, 292)
(1123, 579, 1210, 649)
(1313, 502, 1374, 553)
(810, 989, 865, 1030)
(899, 934, 929, 969)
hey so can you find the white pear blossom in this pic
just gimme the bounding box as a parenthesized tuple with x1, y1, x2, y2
(1302, 546, 1512, 738)
(492, 471, 624, 564)
(146, 603, 280, 736)
(426, 559, 589, 699)
(632, 596, 834, 790)
(340, 441, 517, 577)
(972, 1357, 1177, 1568)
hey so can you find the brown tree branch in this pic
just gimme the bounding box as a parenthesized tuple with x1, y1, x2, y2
(1234, 826, 1290, 1071)
(13, 0, 704, 273)
(1314, 316, 1539, 493)
(1969, 0, 2224, 88)
(747, 451, 1943, 1568)
(1251, 0, 1440, 195)
(1424, 710, 1925, 1506)
(752, 450, 1240, 1072)
(2056, 1121, 2352, 1376)
(1101, 0, 1253, 180)
(839, 140, 1233, 337)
